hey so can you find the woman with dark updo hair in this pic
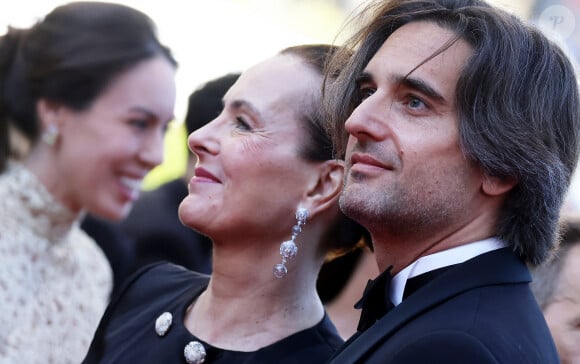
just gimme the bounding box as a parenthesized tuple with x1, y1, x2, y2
(0, 2, 176, 363)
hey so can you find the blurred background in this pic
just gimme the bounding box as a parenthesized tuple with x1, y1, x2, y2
(2, 0, 579, 205)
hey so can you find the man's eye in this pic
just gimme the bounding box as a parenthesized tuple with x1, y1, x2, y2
(407, 96, 426, 109)
(356, 87, 375, 104)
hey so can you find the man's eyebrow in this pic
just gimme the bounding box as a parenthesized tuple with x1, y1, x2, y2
(394, 74, 446, 103)
(357, 71, 447, 104)
(355, 72, 373, 86)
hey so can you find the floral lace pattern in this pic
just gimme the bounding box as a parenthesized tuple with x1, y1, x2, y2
(0, 162, 112, 364)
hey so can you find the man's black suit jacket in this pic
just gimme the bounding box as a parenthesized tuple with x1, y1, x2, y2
(328, 248, 559, 363)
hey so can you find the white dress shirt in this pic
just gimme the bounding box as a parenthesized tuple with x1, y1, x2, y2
(390, 238, 508, 306)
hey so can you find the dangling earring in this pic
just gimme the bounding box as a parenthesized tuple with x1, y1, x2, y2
(273, 207, 309, 278)
(42, 124, 59, 146)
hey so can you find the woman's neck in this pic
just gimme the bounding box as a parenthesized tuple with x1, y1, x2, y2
(183, 237, 324, 351)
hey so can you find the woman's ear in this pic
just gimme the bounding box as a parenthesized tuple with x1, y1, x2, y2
(36, 99, 66, 130)
(482, 174, 518, 196)
(303, 159, 344, 217)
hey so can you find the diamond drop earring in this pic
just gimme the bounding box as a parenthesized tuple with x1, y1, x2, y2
(273, 207, 309, 278)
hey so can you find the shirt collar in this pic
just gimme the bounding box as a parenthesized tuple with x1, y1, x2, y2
(389, 237, 507, 306)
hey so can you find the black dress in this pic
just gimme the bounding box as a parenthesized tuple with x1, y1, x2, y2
(83, 263, 344, 364)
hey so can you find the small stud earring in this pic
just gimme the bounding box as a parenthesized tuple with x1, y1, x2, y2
(273, 207, 309, 278)
(41, 124, 59, 146)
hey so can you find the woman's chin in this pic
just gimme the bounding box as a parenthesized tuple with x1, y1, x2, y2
(89, 201, 132, 222)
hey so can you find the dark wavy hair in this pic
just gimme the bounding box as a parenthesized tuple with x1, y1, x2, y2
(324, 0, 580, 265)
(281, 44, 371, 259)
(0, 1, 177, 171)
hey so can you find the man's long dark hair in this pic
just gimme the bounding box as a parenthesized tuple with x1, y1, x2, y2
(325, 0, 580, 265)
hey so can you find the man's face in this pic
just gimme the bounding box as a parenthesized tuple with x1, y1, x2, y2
(340, 21, 484, 243)
(543, 244, 580, 364)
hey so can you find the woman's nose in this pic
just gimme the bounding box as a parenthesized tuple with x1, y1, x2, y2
(188, 118, 220, 157)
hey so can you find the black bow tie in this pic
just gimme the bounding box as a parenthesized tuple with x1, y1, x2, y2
(354, 265, 394, 332)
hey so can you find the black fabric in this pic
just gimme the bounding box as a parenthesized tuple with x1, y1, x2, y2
(81, 178, 213, 296)
(81, 215, 136, 298)
(327, 248, 560, 364)
(317, 247, 364, 304)
(354, 264, 455, 333)
(82, 263, 344, 364)
(402, 265, 455, 300)
(354, 265, 394, 332)
(120, 179, 213, 274)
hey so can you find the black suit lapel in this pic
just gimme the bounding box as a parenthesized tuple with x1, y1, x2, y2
(402, 265, 455, 300)
(328, 248, 530, 363)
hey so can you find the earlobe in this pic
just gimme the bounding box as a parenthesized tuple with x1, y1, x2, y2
(36, 99, 67, 144)
(481, 174, 517, 196)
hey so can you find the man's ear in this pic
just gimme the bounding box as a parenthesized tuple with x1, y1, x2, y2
(303, 159, 344, 217)
(482, 174, 518, 196)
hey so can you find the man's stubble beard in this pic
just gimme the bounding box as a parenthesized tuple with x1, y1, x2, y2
(338, 172, 459, 240)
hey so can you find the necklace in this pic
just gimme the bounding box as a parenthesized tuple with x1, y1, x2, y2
(155, 311, 207, 364)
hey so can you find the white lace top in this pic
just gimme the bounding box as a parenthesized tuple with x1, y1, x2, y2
(0, 162, 112, 364)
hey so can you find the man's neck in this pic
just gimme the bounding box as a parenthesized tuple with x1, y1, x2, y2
(374, 232, 499, 275)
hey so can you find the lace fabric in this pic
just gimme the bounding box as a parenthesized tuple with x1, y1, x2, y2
(0, 162, 112, 364)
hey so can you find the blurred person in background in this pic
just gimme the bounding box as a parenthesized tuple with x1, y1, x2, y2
(531, 215, 580, 364)
(83, 44, 370, 364)
(82, 73, 239, 295)
(320, 246, 378, 339)
(0, 2, 176, 363)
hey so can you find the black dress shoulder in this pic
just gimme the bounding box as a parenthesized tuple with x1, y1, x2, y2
(83, 263, 343, 363)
